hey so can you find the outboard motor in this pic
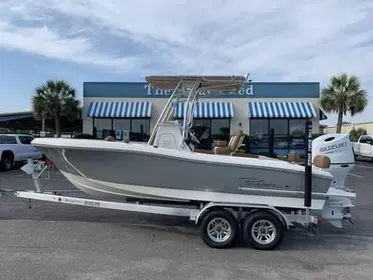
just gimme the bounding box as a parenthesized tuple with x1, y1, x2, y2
(312, 133, 355, 190)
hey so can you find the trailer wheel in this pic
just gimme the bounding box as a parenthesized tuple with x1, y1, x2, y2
(242, 210, 284, 250)
(200, 209, 238, 248)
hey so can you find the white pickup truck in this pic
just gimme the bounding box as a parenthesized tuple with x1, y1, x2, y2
(352, 135, 373, 160)
(0, 134, 43, 171)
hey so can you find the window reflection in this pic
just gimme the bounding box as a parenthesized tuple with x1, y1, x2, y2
(113, 119, 130, 140)
(93, 118, 112, 139)
(250, 119, 269, 148)
(93, 118, 150, 142)
(289, 119, 305, 149)
(131, 119, 150, 141)
(211, 119, 230, 142)
(190, 119, 231, 149)
(191, 119, 211, 149)
(270, 119, 289, 149)
(249, 119, 308, 154)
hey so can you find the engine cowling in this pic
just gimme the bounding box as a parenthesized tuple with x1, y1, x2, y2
(312, 133, 355, 190)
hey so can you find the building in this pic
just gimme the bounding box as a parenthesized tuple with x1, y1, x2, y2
(83, 81, 327, 156)
(0, 109, 82, 136)
(323, 121, 373, 135)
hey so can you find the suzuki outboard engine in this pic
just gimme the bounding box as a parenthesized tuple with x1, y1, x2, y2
(312, 133, 355, 190)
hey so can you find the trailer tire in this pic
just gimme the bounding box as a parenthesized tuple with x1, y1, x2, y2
(200, 209, 238, 249)
(242, 210, 284, 250)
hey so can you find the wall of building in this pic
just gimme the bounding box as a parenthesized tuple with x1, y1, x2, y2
(83, 96, 321, 136)
(83, 81, 320, 98)
(82, 80, 322, 155)
(83, 81, 321, 133)
(323, 122, 373, 135)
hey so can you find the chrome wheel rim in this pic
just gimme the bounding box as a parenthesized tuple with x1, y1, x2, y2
(207, 217, 232, 243)
(251, 219, 276, 245)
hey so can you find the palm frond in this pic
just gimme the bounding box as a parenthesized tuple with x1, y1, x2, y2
(349, 89, 368, 116)
(31, 79, 79, 118)
(321, 73, 369, 120)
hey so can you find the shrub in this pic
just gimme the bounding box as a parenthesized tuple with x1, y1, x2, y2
(349, 127, 367, 142)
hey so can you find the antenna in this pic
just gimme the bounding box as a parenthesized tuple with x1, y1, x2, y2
(237, 73, 250, 93)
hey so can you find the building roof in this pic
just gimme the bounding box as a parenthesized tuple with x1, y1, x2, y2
(0, 111, 34, 122)
(0, 110, 33, 116)
(0, 108, 83, 122)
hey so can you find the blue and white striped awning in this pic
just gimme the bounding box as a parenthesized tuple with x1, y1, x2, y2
(248, 101, 317, 118)
(174, 102, 234, 118)
(87, 101, 151, 118)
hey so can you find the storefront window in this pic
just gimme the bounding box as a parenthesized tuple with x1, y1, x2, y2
(249, 119, 307, 154)
(94, 118, 112, 139)
(191, 119, 211, 149)
(113, 119, 130, 140)
(211, 119, 230, 142)
(270, 119, 289, 149)
(289, 119, 305, 149)
(131, 119, 150, 141)
(94, 118, 150, 142)
(250, 119, 269, 148)
(187, 118, 231, 149)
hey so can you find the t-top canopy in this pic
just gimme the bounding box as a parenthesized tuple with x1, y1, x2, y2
(145, 75, 248, 91)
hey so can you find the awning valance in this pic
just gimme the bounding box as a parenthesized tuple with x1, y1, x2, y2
(87, 101, 151, 118)
(174, 102, 234, 118)
(248, 101, 317, 119)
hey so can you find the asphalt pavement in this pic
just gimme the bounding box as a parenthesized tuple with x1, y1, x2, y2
(0, 159, 373, 279)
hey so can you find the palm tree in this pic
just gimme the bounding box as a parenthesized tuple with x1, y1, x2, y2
(31, 79, 80, 137)
(32, 93, 49, 134)
(321, 73, 368, 133)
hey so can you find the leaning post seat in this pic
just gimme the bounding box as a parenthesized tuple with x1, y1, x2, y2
(287, 151, 300, 163)
(213, 140, 228, 148)
(214, 130, 244, 155)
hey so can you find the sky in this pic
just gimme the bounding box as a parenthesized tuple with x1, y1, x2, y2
(0, 0, 372, 127)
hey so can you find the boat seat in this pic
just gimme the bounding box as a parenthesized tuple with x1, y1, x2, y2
(231, 152, 259, 158)
(193, 130, 247, 156)
(104, 136, 130, 143)
(287, 151, 300, 163)
(313, 154, 331, 168)
(104, 136, 116, 142)
(214, 130, 244, 156)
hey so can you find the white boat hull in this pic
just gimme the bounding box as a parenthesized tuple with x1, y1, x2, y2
(62, 170, 329, 210)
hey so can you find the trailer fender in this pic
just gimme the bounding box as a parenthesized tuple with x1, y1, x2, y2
(245, 208, 291, 230)
(194, 202, 291, 230)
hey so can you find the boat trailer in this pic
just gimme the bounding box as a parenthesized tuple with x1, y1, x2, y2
(0, 158, 336, 251)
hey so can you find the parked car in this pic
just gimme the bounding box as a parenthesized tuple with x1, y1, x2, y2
(351, 135, 373, 160)
(0, 134, 43, 171)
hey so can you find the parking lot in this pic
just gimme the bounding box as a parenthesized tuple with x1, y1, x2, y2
(1, 159, 373, 279)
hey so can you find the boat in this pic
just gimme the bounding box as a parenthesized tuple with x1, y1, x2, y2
(30, 75, 356, 222)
